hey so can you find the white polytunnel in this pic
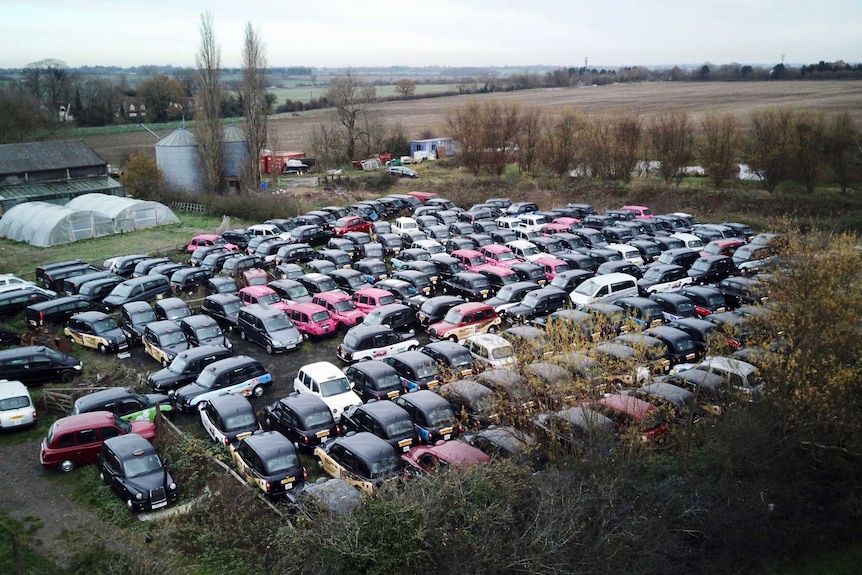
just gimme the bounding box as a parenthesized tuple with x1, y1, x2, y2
(0, 201, 115, 247)
(65, 193, 179, 232)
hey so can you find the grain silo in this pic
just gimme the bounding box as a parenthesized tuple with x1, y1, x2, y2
(220, 125, 248, 180)
(155, 128, 202, 193)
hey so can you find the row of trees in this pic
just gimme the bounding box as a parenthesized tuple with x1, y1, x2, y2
(443, 101, 862, 192)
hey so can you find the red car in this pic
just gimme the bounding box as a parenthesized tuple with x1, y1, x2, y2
(352, 287, 398, 315)
(285, 301, 338, 337)
(187, 234, 238, 254)
(333, 216, 372, 236)
(238, 285, 289, 312)
(700, 238, 745, 258)
(40, 411, 156, 472)
(401, 440, 491, 475)
(312, 291, 366, 328)
(591, 394, 669, 442)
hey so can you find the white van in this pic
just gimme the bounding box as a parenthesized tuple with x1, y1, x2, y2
(0, 380, 36, 430)
(569, 272, 638, 308)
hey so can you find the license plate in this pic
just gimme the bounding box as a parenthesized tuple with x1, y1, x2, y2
(402, 445, 410, 452)
(443, 434, 451, 440)
(117, 352, 131, 359)
(418, 314, 426, 322)
(480, 290, 488, 296)
(427, 381, 439, 389)
(440, 427, 453, 436)
(316, 430, 330, 438)
(281, 477, 295, 485)
(686, 353, 696, 360)
(151, 501, 167, 509)
(717, 307, 726, 313)
(320, 436, 329, 443)
(237, 432, 252, 441)
(11, 415, 23, 420)
(387, 391, 400, 398)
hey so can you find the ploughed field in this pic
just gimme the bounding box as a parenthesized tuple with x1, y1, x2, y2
(75, 81, 862, 167)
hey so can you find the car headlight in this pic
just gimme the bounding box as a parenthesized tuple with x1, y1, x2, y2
(272, 341, 283, 347)
(135, 492, 144, 500)
(169, 482, 177, 490)
(73, 364, 83, 370)
(225, 341, 233, 348)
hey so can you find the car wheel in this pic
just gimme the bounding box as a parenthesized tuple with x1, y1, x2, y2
(162, 358, 169, 367)
(97, 343, 108, 354)
(59, 459, 76, 473)
(252, 385, 264, 398)
(99, 471, 108, 484)
(449, 335, 458, 343)
(60, 371, 75, 384)
(487, 325, 498, 334)
(265, 343, 274, 354)
(408, 345, 417, 351)
(239, 330, 247, 341)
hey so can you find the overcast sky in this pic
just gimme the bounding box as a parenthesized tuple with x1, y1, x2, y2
(3, 0, 860, 69)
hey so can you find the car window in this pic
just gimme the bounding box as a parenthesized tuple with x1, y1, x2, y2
(77, 428, 98, 445)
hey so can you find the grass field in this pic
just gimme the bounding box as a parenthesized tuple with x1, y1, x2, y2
(0, 213, 236, 279)
(70, 80, 862, 167)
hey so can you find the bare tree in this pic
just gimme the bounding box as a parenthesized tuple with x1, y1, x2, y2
(746, 108, 794, 192)
(173, 67, 197, 98)
(195, 10, 223, 193)
(326, 69, 377, 163)
(698, 113, 741, 188)
(542, 107, 585, 176)
(824, 112, 862, 193)
(0, 84, 50, 143)
(444, 101, 484, 174)
(21, 59, 72, 115)
(790, 109, 827, 193)
(516, 106, 544, 173)
(480, 100, 522, 175)
(646, 109, 694, 184)
(241, 22, 268, 190)
(395, 79, 416, 97)
(583, 113, 642, 182)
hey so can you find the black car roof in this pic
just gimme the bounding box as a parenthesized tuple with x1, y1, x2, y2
(396, 389, 449, 410)
(353, 400, 410, 423)
(172, 345, 232, 362)
(345, 324, 395, 338)
(389, 350, 436, 368)
(105, 433, 156, 461)
(422, 340, 471, 356)
(241, 431, 299, 464)
(208, 393, 254, 416)
(146, 320, 182, 335)
(348, 360, 398, 378)
(277, 393, 331, 414)
(75, 387, 137, 411)
(205, 293, 241, 305)
(334, 431, 396, 463)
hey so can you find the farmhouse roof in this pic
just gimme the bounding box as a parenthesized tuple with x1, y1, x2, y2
(0, 140, 107, 175)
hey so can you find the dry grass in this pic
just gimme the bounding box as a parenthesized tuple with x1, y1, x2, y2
(77, 81, 862, 166)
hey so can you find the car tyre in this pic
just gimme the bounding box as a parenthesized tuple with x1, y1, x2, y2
(99, 471, 108, 484)
(449, 335, 458, 343)
(239, 330, 247, 341)
(162, 358, 169, 367)
(59, 459, 76, 473)
(60, 371, 75, 384)
(487, 325, 498, 334)
(252, 385, 264, 398)
(266, 343, 274, 355)
(98, 343, 108, 354)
